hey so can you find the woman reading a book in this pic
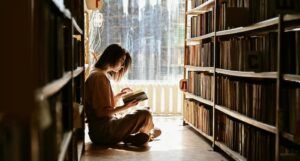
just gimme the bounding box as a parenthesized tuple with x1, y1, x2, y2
(84, 44, 161, 146)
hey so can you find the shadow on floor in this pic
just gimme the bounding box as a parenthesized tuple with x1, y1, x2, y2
(84, 142, 151, 153)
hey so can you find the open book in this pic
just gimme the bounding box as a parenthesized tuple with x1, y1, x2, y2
(122, 89, 148, 104)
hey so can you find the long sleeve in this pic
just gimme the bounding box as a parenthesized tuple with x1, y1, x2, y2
(85, 71, 115, 119)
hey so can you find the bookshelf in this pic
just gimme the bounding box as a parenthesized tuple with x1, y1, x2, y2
(0, 0, 85, 161)
(183, 0, 300, 160)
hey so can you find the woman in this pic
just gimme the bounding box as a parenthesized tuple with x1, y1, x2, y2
(84, 44, 161, 146)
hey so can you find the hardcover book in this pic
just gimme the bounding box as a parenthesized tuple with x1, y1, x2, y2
(122, 90, 148, 104)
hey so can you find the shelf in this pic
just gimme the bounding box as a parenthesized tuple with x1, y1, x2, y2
(184, 92, 214, 106)
(77, 140, 84, 161)
(280, 153, 300, 161)
(36, 72, 72, 100)
(186, 0, 214, 15)
(73, 67, 84, 78)
(282, 132, 300, 144)
(284, 14, 300, 32)
(51, 0, 71, 19)
(283, 74, 300, 83)
(72, 18, 83, 35)
(215, 105, 277, 134)
(73, 35, 82, 41)
(79, 105, 84, 115)
(215, 141, 247, 161)
(184, 119, 213, 141)
(284, 14, 300, 22)
(216, 68, 277, 79)
(216, 17, 279, 37)
(58, 131, 73, 161)
(185, 65, 214, 73)
(186, 32, 214, 41)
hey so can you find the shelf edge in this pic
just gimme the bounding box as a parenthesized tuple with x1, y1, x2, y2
(215, 105, 277, 134)
(36, 71, 72, 100)
(58, 131, 73, 161)
(184, 119, 213, 141)
(216, 68, 277, 79)
(215, 141, 247, 161)
(185, 92, 214, 106)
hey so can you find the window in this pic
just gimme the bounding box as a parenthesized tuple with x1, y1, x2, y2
(89, 0, 185, 82)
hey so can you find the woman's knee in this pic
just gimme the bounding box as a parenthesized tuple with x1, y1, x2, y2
(135, 109, 152, 119)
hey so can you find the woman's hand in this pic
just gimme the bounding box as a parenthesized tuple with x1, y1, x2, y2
(114, 87, 133, 104)
(124, 99, 139, 109)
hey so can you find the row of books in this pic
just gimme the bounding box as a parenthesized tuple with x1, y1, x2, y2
(39, 7, 84, 86)
(191, 0, 211, 9)
(218, 33, 278, 72)
(74, 38, 84, 69)
(187, 71, 214, 101)
(41, 10, 66, 85)
(218, 0, 250, 30)
(218, 0, 276, 31)
(48, 93, 64, 155)
(216, 112, 275, 161)
(190, 11, 214, 38)
(283, 31, 300, 75)
(216, 75, 276, 125)
(218, 0, 300, 31)
(276, 0, 300, 11)
(184, 42, 213, 67)
(184, 99, 213, 136)
(282, 84, 300, 140)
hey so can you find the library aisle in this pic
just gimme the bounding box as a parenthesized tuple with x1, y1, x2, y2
(82, 116, 228, 161)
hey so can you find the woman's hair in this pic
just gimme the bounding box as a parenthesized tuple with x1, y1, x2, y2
(94, 44, 132, 81)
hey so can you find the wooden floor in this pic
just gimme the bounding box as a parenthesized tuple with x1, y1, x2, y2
(81, 116, 228, 161)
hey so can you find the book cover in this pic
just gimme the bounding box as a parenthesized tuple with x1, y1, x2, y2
(122, 90, 148, 104)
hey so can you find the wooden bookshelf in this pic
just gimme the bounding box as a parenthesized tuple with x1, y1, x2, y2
(36, 72, 72, 100)
(282, 132, 295, 143)
(184, 119, 213, 141)
(214, 141, 247, 161)
(79, 104, 84, 115)
(73, 67, 84, 78)
(187, 32, 214, 41)
(77, 140, 84, 160)
(216, 68, 277, 79)
(73, 18, 83, 34)
(0, 0, 86, 161)
(283, 74, 300, 83)
(284, 14, 300, 22)
(215, 105, 277, 134)
(185, 65, 214, 73)
(183, 0, 300, 160)
(185, 92, 214, 106)
(51, 0, 72, 19)
(186, 0, 214, 15)
(58, 131, 73, 161)
(216, 17, 279, 37)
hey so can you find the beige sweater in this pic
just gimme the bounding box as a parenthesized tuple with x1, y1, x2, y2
(84, 68, 115, 123)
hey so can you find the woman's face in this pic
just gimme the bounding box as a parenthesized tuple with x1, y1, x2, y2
(111, 55, 126, 72)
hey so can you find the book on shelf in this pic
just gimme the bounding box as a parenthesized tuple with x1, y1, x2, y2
(187, 71, 214, 101)
(218, 33, 277, 72)
(283, 31, 300, 75)
(216, 75, 276, 125)
(216, 112, 275, 161)
(185, 41, 213, 67)
(190, 11, 214, 38)
(184, 99, 212, 136)
(122, 90, 148, 104)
